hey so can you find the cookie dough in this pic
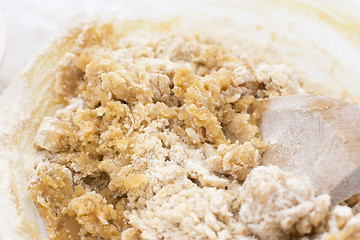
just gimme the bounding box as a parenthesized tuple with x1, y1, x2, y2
(28, 22, 360, 240)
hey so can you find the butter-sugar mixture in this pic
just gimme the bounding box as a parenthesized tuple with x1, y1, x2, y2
(28, 23, 360, 240)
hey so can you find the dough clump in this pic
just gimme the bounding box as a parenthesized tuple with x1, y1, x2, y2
(28, 23, 360, 240)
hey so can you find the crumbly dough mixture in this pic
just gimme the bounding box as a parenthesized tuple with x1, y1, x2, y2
(28, 24, 360, 240)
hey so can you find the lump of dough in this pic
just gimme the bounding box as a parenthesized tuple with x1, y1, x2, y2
(239, 166, 330, 240)
(323, 205, 360, 239)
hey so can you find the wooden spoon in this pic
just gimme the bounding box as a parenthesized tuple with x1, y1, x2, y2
(259, 94, 360, 205)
